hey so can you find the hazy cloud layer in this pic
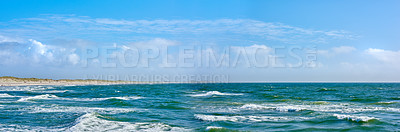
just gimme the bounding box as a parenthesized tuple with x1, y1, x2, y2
(0, 15, 355, 44)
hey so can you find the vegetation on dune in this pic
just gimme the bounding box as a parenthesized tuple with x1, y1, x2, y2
(0, 76, 126, 83)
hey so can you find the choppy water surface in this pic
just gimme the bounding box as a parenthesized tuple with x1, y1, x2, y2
(0, 83, 399, 131)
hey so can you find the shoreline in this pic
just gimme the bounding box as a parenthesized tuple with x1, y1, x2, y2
(0, 76, 149, 86)
(0, 76, 212, 86)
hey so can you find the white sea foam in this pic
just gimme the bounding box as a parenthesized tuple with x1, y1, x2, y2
(67, 113, 190, 132)
(0, 86, 54, 92)
(194, 114, 313, 122)
(32, 90, 70, 93)
(240, 104, 305, 112)
(104, 96, 144, 100)
(17, 94, 143, 102)
(68, 96, 143, 101)
(0, 93, 16, 98)
(21, 105, 139, 114)
(333, 114, 376, 122)
(17, 94, 58, 102)
(206, 126, 225, 130)
(0, 124, 64, 132)
(239, 103, 400, 113)
(189, 91, 243, 97)
(0, 114, 190, 132)
(375, 101, 399, 104)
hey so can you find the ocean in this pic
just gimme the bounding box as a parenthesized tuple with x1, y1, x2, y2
(0, 83, 399, 131)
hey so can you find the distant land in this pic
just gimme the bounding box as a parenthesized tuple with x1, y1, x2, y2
(0, 76, 143, 86)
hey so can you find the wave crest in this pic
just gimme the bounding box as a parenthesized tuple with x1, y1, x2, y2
(333, 114, 376, 122)
(189, 91, 243, 97)
(17, 94, 143, 102)
(68, 113, 190, 131)
(194, 114, 313, 122)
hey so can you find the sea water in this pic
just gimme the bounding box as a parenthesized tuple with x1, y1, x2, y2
(0, 83, 399, 131)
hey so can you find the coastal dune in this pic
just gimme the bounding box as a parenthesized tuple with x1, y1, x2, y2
(0, 76, 140, 86)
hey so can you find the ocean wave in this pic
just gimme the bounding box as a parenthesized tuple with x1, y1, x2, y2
(333, 114, 376, 122)
(17, 94, 58, 101)
(205, 126, 229, 131)
(0, 86, 54, 92)
(67, 96, 143, 101)
(0, 93, 17, 98)
(238, 103, 400, 113)
(0, 113, 190, 132)
(370, 101, 399, 105)
(31, 90, 70, 93)
(105, 96, 144, 100)
(189, 91, 243, 97)
(17, 94, 143, 102)
(194, 114, 313, 122)
(21, 105, 138, 114)
(67, 113, 190, 132)
(0, 124, 64, 132)
(240, 104, 305, 112)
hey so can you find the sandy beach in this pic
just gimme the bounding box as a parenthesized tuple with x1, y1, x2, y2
(0, 76, 145, 86)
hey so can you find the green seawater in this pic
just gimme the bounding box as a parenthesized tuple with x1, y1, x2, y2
(0, 83, 399, 131)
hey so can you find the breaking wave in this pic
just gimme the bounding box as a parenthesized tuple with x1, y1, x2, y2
(0, 93, 17, 98)
(189, 91, 243, 97)
(67, 113, 190, 131)
(0, 113, 190, 132)
(17, 94, 143, 102)
(194, 114, 314, 122)
(21, 105, 139, 114)
(17, 94, 58, 102)
(333, 114, 376, 122)
(238, 103, 400, 113)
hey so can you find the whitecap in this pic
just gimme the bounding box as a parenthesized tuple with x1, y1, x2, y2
(0, 93, 17, 98)
(206, 126, 225, 130)
(21, 105, 139, 114)
(32, 90, 70, 93)
(333, 114, 376, 122)
(0, 124, 64, 132)
(0, 86, 55, 92)
(17, 94, 58, 102)
(374, 101, 399, 104)
(194, 114, 313, 122)
(108, 96, 144, 100)
(240, 104, 304, 112)
(67, 113, 190, 132)
(67, 96, 143, 101)
(189, 91, 243, 97)
(16, 94, 143, 102)
(0, 113, 190, 132)
(239, 103, 400, 113)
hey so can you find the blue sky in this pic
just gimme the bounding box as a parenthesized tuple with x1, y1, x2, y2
(0, 0, 399, 82)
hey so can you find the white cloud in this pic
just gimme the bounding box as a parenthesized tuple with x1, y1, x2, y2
(29, 39, 56, 62)
(29, 39, 47, 55)
(366, 48, 400, 64)
(0, 38, 82, 66)
(129, 38, 179, 48)
(68, 53, 80, 65)
(4, 15, 355, 43)
(0, 50, 25, 65)
(0, 35, 23, 43)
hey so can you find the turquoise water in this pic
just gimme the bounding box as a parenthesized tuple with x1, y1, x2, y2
(0, 83, 399, 131)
